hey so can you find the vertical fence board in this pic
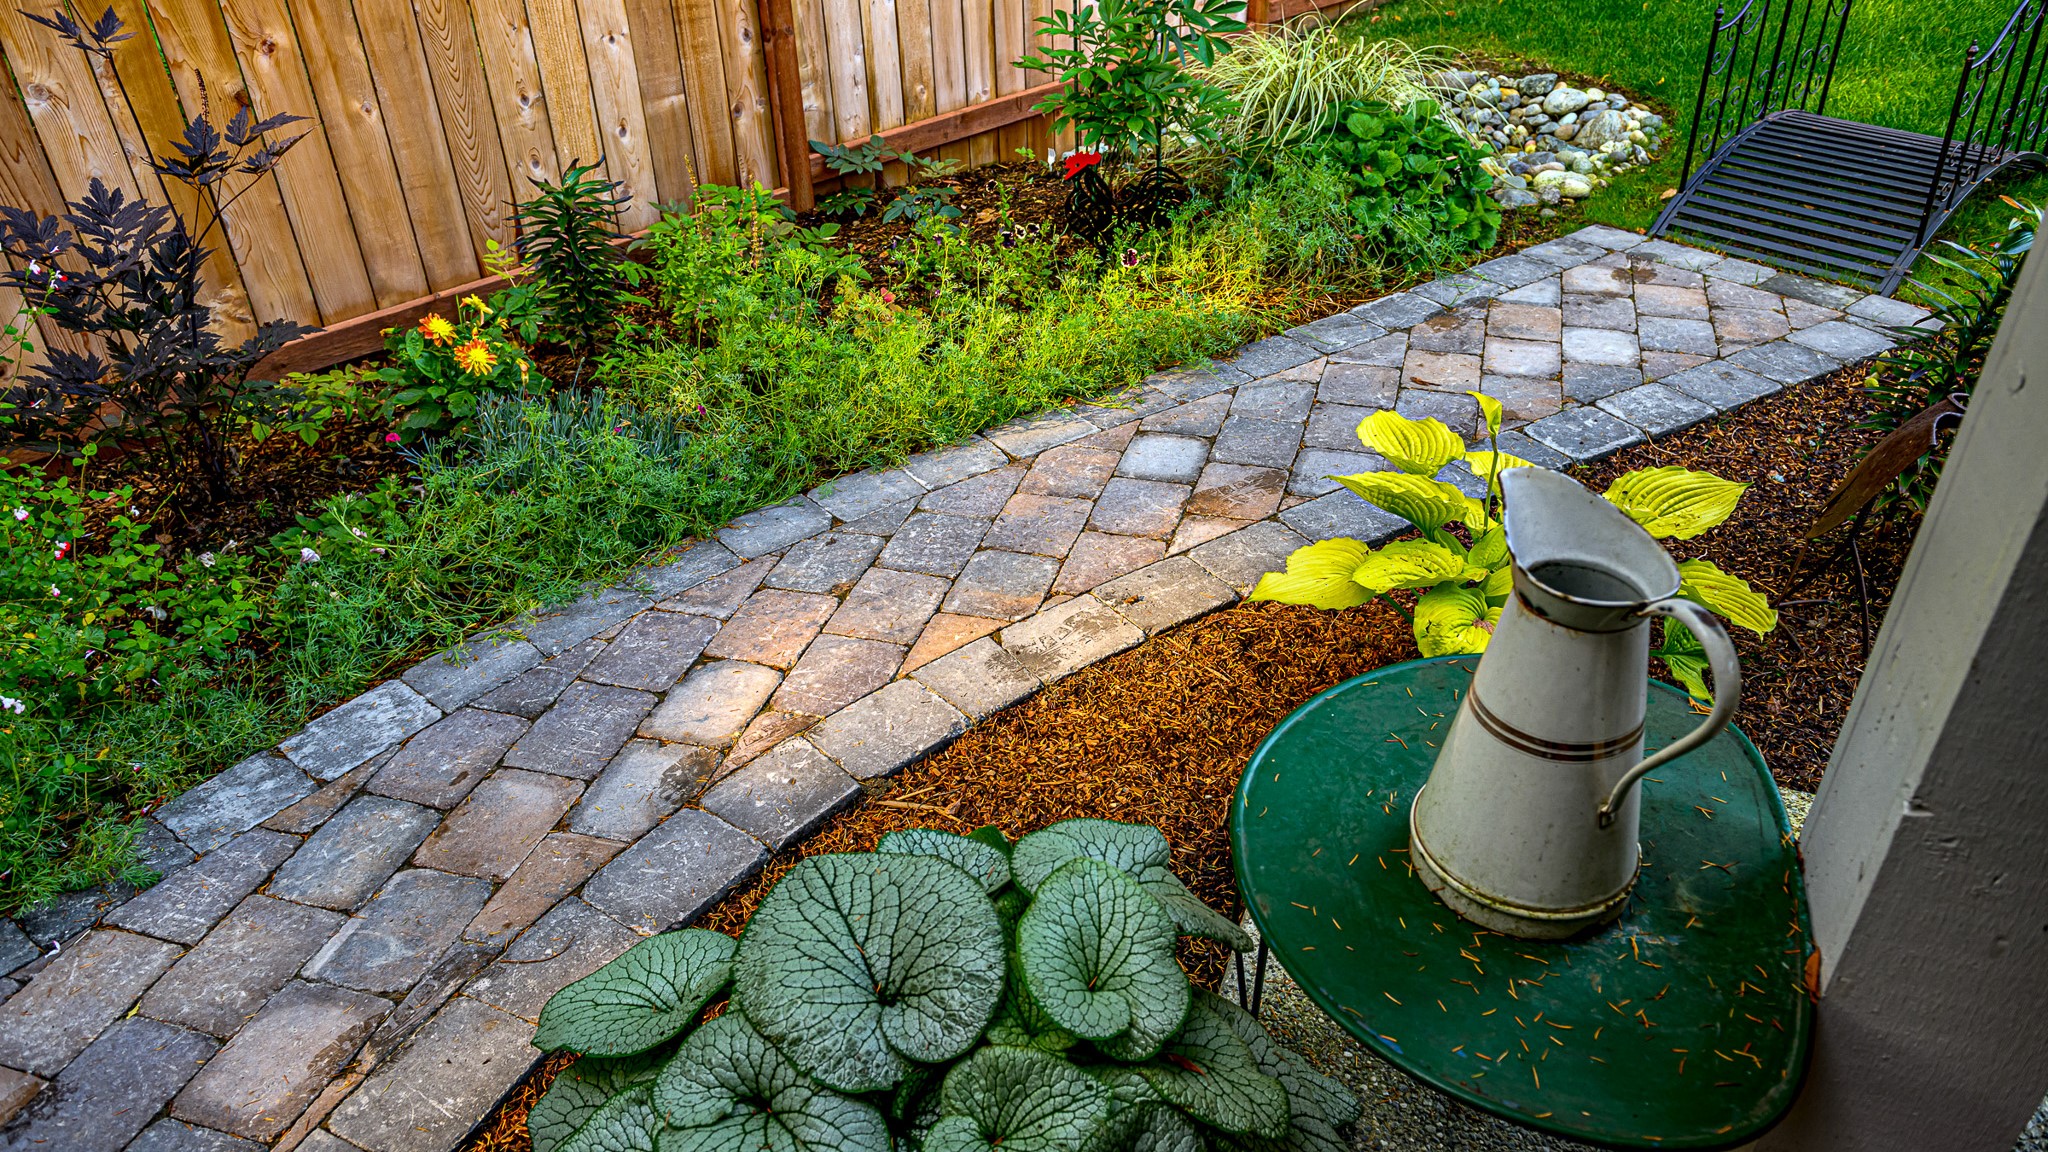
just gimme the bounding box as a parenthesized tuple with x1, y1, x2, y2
(413, 0, 518, 251)
(620, 0, 700, 208)
(927, 0, 965, 165)
(147, 0, 321, 326)
(993, 0, 1023, 157)
(286, 0, 430, 306)
(672, 0, 739, 185)
(863, 0, 903, 132)
(790, 0, 834, 145)
(89, 0, 257, 336)
(469, 0, 560, 191)
(0, 59, 82, 367)
(0, 9, 149, 203)
(217, 0, 379, 322)
(577, 0, 660, 227)
(525, 0, 605, 176)
(895, 0, 934, 122)
(350, 0, 483, 287)
(820, 0, 867, 142)
(715, 0, 777, 186)
(960, 0, 992, 165)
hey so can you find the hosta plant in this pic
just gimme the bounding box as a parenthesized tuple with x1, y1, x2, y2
(528, 819, 1359, 1152)
(1248, 398, 1777, 698)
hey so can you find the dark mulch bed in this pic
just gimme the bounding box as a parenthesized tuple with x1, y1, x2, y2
(460, 358, 1910, 1152)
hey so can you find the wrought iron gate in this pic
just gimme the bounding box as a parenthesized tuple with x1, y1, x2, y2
(1652, 0, 2047, 293)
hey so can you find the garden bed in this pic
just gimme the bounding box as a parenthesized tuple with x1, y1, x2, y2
(461, 356, 1911, 1152)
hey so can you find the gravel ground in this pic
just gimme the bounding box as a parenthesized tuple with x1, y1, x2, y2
(1235, 788, 2048, 1152)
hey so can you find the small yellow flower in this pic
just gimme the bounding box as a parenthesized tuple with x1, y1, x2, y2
(461, 294, 492, 316)
(418, 313, 457, 345)
(453, 338, 498, 376)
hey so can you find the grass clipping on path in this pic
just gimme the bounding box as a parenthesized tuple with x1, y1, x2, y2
(464, 599, 1418, 1152)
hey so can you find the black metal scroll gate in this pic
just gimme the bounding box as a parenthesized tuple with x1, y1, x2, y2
(1652, 0, 2048, 292)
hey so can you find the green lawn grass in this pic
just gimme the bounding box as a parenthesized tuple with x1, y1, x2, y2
(1342, 0, 2046, 296)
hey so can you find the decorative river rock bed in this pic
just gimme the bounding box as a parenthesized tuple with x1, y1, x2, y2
(1434, 70, 1669, 210)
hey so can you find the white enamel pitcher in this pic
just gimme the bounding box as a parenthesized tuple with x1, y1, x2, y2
(1409, 468, 1742, 939)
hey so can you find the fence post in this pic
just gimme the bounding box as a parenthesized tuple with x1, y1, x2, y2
(1247, 0, 1271, 27)
(758, 0, 815, 213)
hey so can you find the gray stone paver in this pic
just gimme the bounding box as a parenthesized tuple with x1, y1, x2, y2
(170, 980, 389, 1141)
(6, 1016, 216, 1152)
(13, 227, 1914, 1152)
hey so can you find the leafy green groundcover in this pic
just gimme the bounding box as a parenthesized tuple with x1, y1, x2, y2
(529, 819, 1359, 1152)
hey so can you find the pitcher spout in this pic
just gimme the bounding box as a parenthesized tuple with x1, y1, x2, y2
(1500, 468, 1681, 632)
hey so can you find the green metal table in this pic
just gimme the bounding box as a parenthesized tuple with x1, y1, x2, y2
(1232, 657, 1814, 1150)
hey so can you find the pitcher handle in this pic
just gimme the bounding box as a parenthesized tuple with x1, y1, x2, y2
(1595, 598, 1742, 829)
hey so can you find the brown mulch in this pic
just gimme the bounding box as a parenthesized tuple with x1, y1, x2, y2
(1575, 360, 1919, 791)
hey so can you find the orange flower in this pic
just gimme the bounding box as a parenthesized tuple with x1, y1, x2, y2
(418, 313, 457, 344)
(453, 338, 498, 376)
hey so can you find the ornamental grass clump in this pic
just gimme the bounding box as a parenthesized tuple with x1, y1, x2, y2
(1250, 395, 1777, 697)
(528, 819, 1359, 1152)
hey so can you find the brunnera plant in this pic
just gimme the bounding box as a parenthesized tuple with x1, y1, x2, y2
(1249, 398, 1777, 699)
(0, 6, 316, 504)
(529, 819, 1359, 1152)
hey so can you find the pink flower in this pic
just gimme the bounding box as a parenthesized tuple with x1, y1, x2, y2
(385, 432, 400, 443)
(879, 289, 896, 305)
(52, 541, 69, 560)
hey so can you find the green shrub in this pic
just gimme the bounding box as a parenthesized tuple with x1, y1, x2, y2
(514, 161, 648, 354)
(1018, 0, 1245, 164)
(1299, 99, 1500, 264)
(528, 819, 1358, 1152)
(374, 292, 545, 440)
(1201, 152, 1394, 290)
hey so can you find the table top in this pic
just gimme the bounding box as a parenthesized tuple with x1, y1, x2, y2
(1232, 656, 1814, 1150)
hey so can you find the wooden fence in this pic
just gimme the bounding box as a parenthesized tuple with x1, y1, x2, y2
(1, 0, 1349, 377)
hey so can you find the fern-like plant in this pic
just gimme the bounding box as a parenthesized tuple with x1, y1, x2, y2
(512, 160, 646, 355)
(1249, 396, 1777, 698)
(528, 819, 1359, 1152)
(1190, 23, 1453, 159)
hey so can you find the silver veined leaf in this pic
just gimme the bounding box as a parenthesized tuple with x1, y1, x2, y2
(924, 1047, 1113, 1152)
(1413, 583, 1501, 657)
(1349, 539, 1487, 595)
(535, 930, 737, 1057)
(530, 1053, 666, 1152)
(986, 953, 1081, 1054)
(1012, 819, 1251, 952)
(1354, 410, 1465, 475)
(878, 827, 1012, 894)
(1677, 558, 1779, 633)
(1603, 467, 1748, 540)
(734, 853, 1005, 1093)
(558, 1085, 663, 1152)
(1328, 471, 1471, 532)
(1204, 990, 1361, 1129)
(1248, 539, 1376, 611)
(1134, 991, 1290, 1139)
(1017, 858, 1191, 1060)
(1080, 1068, 1198, 1152)
(651, 1012, 891, 1152)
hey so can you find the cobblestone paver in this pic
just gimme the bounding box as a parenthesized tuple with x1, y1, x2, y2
(0, 230, 1930, 1152)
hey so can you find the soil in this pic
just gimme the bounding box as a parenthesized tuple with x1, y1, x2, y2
(460, 360, 1907, 1152)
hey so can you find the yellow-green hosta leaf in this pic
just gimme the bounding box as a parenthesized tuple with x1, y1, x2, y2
(1604, 467, 1749, 540)
(1462, 496, 1498, 533)
(1466, 391, 1504, 437)
(1413, 584, 1502, 657)
(1677, 558, 1779, 634)
(1653, 618, 1712, 700)
(1480, 563, 1513, 605)
(1248, 539, 1376, 610)
(1467, 526, 1508, 569)
(1350, 539, 1488, 595)
(1462, 450, 1536, 494)
(1330, 471, 1470, 531)
(1355, 410, 1465, 476)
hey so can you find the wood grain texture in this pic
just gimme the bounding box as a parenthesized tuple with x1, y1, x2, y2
(895, 0, 936, 122)
(789, 0, 835, 144)
(218, 0, 379, 322)
(145, 0, 321, 326)
(0, 74, 81, 367)
(350, 0, 483, 288)
(819, 0, 868, 141)
(469, 0, 561, 190)
(715, 0, 778, 187)
(578, 0, 661, 227)
(413, 0, 518, 249)
(671, 0, 738, 185)
(861, 0, 903, 131)
(760, 0, 812, 209)
(89, 0, 256, 336)
(959, 0, 992, 165)
(804, 76, 1052, 177)
(525, 0, 605, 175)
(287, 0, 430, 306)
(620, 0, 700, 208)
(0, 7, 148, 202)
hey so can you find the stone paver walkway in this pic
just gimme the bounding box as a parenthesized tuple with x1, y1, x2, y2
(0, 227, 1930, 1152)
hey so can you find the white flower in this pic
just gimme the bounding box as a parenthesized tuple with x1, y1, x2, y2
(10, 507, 25, 521)
(349, 526, 366, 538)
(128, 506, 138, 517)
(299, 547, 321, 564)
(0, 696, 24, 715)
(143, 605, 167, 621)
(47, 585, 59, 598)
(199, 552, 215, 567)
(26, 261, 39, 276)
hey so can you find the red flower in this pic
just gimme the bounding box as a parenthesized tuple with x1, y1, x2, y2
(1063, 151, 1103, 180)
